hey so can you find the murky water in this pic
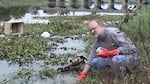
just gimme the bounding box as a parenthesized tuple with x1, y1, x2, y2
(0, 60, 77, 84)
(0, 60, 20, 81)
(0, 37, 86, 84)
(51, 38, 86, 55)
(28, 74, 77, 84)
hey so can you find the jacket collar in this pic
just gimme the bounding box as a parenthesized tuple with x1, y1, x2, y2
(97, 29, 107, 41)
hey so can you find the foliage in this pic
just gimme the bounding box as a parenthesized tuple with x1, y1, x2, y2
(49, 19, 87, 36)
(0, 36, 49, 64)
(44, 54, 70, 65)
(0, 0, 42, 7)
(0, 6, 29, 21)
(81, 65, 150, 84)
(122, 5, 150, 59)
(48, 15, 123, 24)
(16, 68, 32, 81)
(0, 0, 42, 20)
(0, 80, 15, 84)
(25, 20, 88, 36)
(39, 66, 56, 78)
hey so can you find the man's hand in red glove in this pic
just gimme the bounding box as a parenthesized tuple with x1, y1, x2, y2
(96, 47, 119, 58)
(77, 71, 87, 81)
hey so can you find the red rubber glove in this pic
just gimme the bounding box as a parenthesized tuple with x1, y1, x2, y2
(77, 71, 87, 81)
(96, 48, 119, 58)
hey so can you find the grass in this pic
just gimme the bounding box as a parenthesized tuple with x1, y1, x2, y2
(122, 5, 150, 59)
(48, 15, 123, 22)
(80, 5, 150, 84)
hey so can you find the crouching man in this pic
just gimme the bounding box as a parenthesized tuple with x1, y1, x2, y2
(77, 20, 139, 81)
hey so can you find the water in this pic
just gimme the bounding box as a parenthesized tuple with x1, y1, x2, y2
(28, 74, 77, 84)
(0, 60, 20, 81)
(0, 37, 86, 84)
(0, 60, 77, 84)
(0, 60, 44, 81)
(51, 38, 86, 55)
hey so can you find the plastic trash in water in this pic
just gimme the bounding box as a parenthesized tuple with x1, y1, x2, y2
(0, 34, 5, 38)
(41, 32, 50, 38)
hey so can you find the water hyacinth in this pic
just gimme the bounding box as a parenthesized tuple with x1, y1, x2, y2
(0, 36, 49, 64)
(39, 66, 56, 78)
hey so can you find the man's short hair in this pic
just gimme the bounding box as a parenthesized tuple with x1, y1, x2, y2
(84, 20, 104, 26)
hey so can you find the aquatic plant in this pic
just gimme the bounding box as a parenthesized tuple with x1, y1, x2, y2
(44, 54, 69, 65)
(16, 68, 32, 81)
(0, 36, 49, 64)
(39, 66, 56, 78)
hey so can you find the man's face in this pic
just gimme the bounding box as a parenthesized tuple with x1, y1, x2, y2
(88, 21, 104, 38)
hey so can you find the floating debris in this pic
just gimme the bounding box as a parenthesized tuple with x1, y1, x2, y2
(0, 34, 5, 38)
(57, 56, 87, 72)
(41, 31, 51, 38)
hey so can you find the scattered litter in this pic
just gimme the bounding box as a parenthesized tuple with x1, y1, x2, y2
(41, 32, 51, 38)
(0, 34, 5, 38)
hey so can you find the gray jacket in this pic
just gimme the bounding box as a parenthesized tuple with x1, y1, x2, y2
(87, 27, 138, 65)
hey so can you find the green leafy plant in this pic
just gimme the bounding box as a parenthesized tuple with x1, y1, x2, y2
(39, 66, 56, 78)
(16, 69, 32, 81)
(0, 35, 49, 64)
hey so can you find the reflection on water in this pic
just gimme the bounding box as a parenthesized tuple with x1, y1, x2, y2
(0, 60, 19, 81)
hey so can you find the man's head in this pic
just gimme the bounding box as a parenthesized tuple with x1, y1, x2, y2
(85, 20, 105, 38)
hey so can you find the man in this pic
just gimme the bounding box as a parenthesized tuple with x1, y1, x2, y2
(77, 20, 139, 81)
